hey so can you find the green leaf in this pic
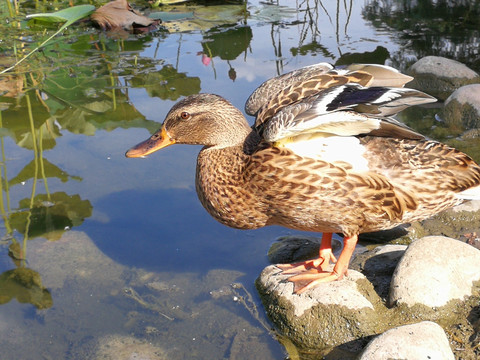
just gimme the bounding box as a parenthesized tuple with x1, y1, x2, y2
(26, 5, 95, 26)
(1, 5, 95, 74)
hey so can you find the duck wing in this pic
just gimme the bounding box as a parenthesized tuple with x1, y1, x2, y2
(245, 63, 337, 116)
(256, 83, 436, 143)
(340, 64, 414, 87)
(245, 63, 414, 116)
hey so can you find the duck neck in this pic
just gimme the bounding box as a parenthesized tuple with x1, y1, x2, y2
(196, 144, 249, 184)
(195, 143, 252, 227)
(209, 116, 252, 149)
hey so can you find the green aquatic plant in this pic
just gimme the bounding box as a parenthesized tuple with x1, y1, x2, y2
(0, 5, 95, 75)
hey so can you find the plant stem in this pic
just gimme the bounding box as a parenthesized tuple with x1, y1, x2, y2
(0, 23, 67, 75)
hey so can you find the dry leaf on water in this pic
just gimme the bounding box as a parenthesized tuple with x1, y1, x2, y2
(91, 0, 159, 30)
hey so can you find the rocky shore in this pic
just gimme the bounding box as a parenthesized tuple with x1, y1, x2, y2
(257, 235, 480, 359)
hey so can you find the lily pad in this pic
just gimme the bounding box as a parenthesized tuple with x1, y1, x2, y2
(128, 65, 201, 100)
(149, 11, 193, 21)
(10, 192, 92, 241)
(160, 4, 246, 32)
(0, 268, 52, 309)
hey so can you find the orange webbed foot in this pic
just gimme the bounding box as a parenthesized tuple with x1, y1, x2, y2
(277, 249, 337, 274)
(278, 234, 358, 294)
(277, 233, 336, 274)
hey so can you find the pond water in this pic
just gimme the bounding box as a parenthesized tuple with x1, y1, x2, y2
(1, 0, 479, 359)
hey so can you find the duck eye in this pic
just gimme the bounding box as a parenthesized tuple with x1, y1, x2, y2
(180, 111, 190, 120)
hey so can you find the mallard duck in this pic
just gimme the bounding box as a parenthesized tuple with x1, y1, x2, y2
(126, 63, 480, 294)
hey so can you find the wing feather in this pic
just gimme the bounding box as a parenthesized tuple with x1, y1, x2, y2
(259, 84, 434, 142)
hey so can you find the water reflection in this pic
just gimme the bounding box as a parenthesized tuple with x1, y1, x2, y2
(0, 88, 93, 308)
(129, 65, 201, 100)
(0, 0, 479, 358)
(364, 0, 480, 69)
(0, 267, 52, 309)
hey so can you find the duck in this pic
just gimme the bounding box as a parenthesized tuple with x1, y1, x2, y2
(125, 63, 480, 294)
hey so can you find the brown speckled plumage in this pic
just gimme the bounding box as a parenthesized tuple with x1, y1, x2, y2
(126, 63, 480, 293)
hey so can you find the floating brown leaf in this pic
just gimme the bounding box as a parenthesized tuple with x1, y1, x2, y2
(91, 0, 158, 30)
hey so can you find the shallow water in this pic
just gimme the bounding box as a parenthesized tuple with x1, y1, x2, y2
(1, 1, 479, 359)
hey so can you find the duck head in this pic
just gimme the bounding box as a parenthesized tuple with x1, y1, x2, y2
(125, 94, 251, 158)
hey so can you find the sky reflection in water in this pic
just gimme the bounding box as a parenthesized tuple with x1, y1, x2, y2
(1, 0, 479, 359)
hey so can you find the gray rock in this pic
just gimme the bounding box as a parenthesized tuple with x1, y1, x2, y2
(407, 56, 480, 100)
(389, 236, 480, 308)
(351, 244, 407, 277)
(256, 265, 385, 349)
(452, 199, 480, 213)
(358, 321, 455, 360)
(443, 84, 480, 130)
(257, 235, 480, 357)
(350, 244, 407, 301)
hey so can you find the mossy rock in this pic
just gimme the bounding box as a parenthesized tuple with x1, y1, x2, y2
(443, 84, 480, 130)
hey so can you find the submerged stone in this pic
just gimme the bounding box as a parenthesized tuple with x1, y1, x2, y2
(95, 335, 167, 360)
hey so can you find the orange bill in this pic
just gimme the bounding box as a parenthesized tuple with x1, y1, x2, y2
(125, 126, 175, 158)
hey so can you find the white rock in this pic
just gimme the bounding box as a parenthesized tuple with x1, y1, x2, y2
(359, 321, 454, 360)
(256, 265, 382, 349)
(259, 265, 373, 317)
(389, 236, 480, 307)
(452, 199, 480, 212)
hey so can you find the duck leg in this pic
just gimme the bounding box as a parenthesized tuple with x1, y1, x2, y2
(277, 232, 337, 273)
(282, 234, 359, 294)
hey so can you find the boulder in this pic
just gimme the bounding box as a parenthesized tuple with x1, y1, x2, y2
(267, 235, 342, 264)
(256, 265, 385, 350)
(407, 56, 480, 100)
(443, 84, 480, 130)
(358, 321, 455, 360)
(350, 244, 407, 301)
(389, 236, 480, 308)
